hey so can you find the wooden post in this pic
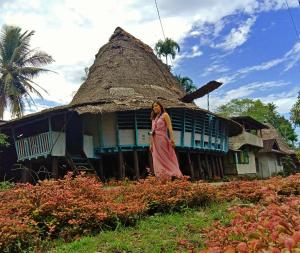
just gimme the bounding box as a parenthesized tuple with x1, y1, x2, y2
(118, 151, 125, 180)
(52, 156, 59, 179)
(98, 156, 104, 181)
(205, 154, 212, 179)
(148, 151, 154, 175)
(218, 157, 224, 178)
(187, 152, 194, 181)
(133, 150, 140, 179)
(197, 154, 204, 179)
(214, 156, 220, 178)
(210, 155, 216, 179)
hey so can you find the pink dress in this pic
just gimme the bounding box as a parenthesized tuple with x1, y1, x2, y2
(151, 114, 183, 180)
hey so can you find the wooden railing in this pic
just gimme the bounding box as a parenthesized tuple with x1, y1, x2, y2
(15, 132, 52, 161)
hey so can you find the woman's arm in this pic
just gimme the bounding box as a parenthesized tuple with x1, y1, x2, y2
(163, 113, 176, 147)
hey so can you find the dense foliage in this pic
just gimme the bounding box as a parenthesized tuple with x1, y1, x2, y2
(0, 174, 299, 252)
(291, 91, 300, 127)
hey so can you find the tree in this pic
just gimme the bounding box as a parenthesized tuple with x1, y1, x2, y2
(154, 38, 180, 65)
(216, 98, 298, 145)
(0, 25, 54, 118)
(175, 75, 197, 93)
(291, 91, 300, 127)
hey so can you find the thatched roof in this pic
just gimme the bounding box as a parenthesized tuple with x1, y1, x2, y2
(259, 139, 286, 154)
(71, 27, 186, 110)
(261, 124, 295, 155)
(231, 116, 269, 130)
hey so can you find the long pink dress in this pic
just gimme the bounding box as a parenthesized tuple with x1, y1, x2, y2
(151, 114, 183, 180)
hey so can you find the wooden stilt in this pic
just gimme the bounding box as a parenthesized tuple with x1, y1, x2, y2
(218, 157, 224, 178)
(52, 156, 59, 179)
(118, 151, 125, 180)
(148, 152, 154, 175)
(197, 154, 204, 179)
(210, 155, 216, 179)
(133, 150, 140, 180)
(215, 156, 220, 178)
(204, 154, 212, 179)
(98, 156, 104, 181)
(22, 161, 31, 183)
(187, 152, 194, 181)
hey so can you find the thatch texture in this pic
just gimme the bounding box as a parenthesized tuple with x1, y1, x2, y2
(71, 27, 185, 108)
(261, 124, 295, 155)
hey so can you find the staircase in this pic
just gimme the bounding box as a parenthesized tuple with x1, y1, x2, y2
(66, 151, 97, 175)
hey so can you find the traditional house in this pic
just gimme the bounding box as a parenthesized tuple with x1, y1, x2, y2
(0, 27, 242, 183)
(257, 124, 296, 178)
(224, 116, 268, 177)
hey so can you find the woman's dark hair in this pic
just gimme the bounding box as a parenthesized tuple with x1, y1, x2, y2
(150, 101, 166, 120)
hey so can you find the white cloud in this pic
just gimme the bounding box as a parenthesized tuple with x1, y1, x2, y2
(213, 16, 257, 51)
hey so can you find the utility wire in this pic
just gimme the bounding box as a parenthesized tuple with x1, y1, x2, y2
(284, 0, 300, 40)
(154, 0, 166, 40)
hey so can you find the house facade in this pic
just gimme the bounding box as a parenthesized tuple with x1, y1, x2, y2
(0, 27, 242, 183)
(224, 116, 268, 177)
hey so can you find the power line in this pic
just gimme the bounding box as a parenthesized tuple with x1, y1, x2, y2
(154, 0, 166, 40)
(284, 0, 300, 40)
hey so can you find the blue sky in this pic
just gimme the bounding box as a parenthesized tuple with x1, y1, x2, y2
(0, 0, 299, 140)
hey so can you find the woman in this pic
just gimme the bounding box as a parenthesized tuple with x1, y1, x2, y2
(149, 101, 183, 180)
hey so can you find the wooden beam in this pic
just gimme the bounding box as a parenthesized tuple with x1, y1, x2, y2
(133, 150, 140, 180)
(187, 152, 194, 181)
(118, 151, 125, 180)
(52, 156, 59, 179)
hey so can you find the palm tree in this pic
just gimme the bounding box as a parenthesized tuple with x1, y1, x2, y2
(176, 75, 197, 93)
(154, 38, 180, 65)
(0, 25, 54, 118)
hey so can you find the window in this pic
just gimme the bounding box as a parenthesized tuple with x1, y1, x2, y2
(232, 149, 250, 164)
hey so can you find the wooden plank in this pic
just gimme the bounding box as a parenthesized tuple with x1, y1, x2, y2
(133, 150, 140, 179)
(187, 152, 194, 181)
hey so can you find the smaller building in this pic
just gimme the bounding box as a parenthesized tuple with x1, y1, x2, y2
(257, 124, 297, 178)
(224, 116, 268, 177)
(256, 138, 285, 178)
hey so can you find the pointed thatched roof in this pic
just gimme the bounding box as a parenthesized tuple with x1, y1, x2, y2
(71, 27, 187, 111)
(261, 124, 295, 155)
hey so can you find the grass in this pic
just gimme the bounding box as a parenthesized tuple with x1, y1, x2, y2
(48, 202, 233, 253)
